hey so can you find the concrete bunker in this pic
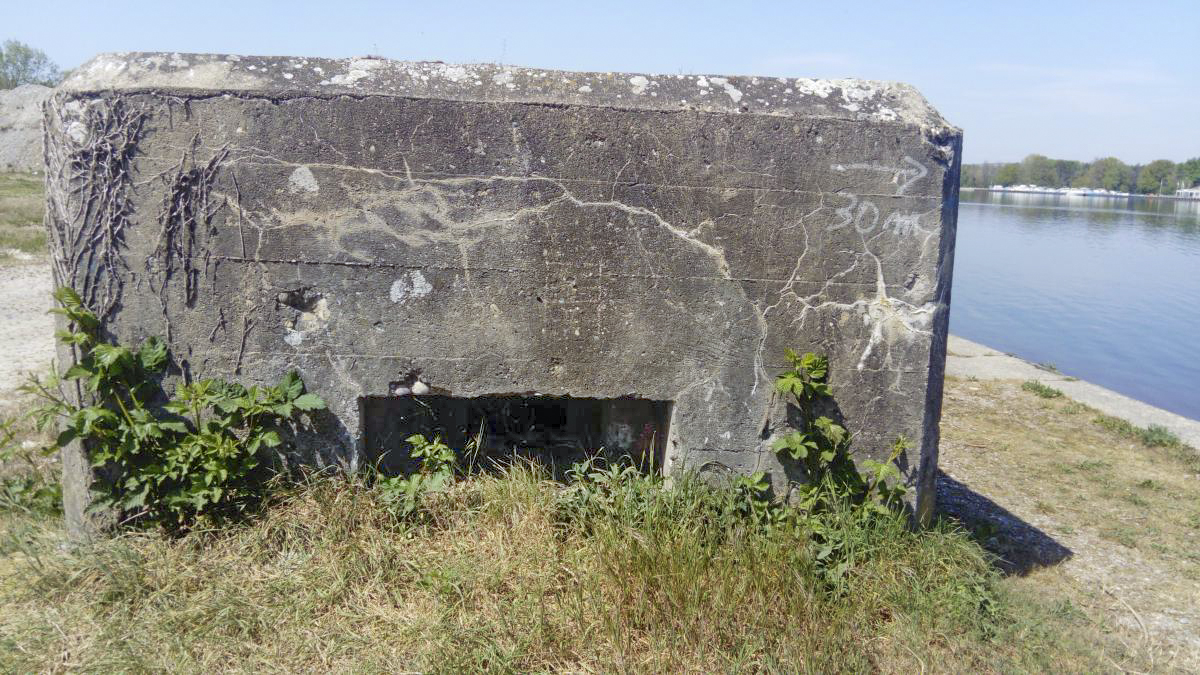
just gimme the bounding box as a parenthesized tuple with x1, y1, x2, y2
(45, 53, 961, 535)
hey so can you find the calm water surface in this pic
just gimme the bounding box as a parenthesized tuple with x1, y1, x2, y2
(951, 191, 1200, 420)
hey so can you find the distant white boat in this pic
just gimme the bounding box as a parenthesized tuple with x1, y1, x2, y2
(971, 184, 1200, 200)
(983, 185, 1135, 198)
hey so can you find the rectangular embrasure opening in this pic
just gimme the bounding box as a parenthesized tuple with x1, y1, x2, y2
(363, 395, 672, 476)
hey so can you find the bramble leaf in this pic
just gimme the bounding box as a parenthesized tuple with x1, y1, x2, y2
(138, 336, 168, 372)
(293, 393, 325, 411)
(279, 371, 304, 400)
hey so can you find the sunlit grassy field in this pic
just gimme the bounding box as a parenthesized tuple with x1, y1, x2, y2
(0, 172, 46, 262)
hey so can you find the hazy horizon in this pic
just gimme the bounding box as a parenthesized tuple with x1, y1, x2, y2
(6, 0, 1197, 164)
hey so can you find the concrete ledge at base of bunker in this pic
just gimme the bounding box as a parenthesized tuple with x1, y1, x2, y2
(45, 52, 961, 536)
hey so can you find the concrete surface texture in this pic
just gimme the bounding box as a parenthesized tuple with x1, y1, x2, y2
(0, 84, 51, 171)
(45, 53, 962, 532)
(946, 335, 1200, 448)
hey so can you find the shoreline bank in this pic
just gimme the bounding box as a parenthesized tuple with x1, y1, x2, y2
(945, 335, 1200, 448)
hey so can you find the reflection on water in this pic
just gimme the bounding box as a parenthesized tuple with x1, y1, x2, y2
(952, 191, 1200, 420)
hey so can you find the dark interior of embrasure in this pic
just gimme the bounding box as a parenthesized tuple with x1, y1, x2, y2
(362, 395, 673, 478)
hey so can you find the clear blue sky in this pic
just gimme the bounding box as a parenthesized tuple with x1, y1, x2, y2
(7, 0, 1197, 164)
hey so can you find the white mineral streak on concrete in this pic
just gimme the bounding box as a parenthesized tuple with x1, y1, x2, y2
(946, 335, 1200, 448)
(750, 186, 939, 393)
(327, 170, 736, 282)
(287, 166, 319, 193)
(553, 186, 732, 279)
(854, 252, 936, 372)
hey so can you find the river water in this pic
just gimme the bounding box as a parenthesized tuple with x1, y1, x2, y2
(951, 190, 1200, 420)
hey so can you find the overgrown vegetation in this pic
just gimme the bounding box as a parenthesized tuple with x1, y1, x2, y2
(771, 349, 907, 510)
(375, 433, 458, 518)
(0, 417, 60, 515)
(22, 288, 325, 529)
(1022, 379, 1064, 399)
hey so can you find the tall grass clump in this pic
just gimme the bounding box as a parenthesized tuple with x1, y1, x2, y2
(1022, 380, 1064, 399)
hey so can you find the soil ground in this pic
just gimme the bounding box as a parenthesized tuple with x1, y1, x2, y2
(0, 263, 54, 392)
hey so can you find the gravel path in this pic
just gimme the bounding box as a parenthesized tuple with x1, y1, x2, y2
(0, 263, 54, 394)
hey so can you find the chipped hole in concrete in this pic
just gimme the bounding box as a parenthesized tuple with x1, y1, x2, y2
(277, 287, 330, 346)
(276, 287, 322, 312)
(363, 394, 672, 478)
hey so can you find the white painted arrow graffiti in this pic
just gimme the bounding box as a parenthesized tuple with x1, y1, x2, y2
(832, 155, 928, 195)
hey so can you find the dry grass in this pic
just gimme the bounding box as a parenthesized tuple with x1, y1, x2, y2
(941, 376, 1200, 671)
(0, 463, 1100, 672)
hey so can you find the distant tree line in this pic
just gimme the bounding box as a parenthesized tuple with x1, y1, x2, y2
(962, 154, 1200, 195)
(0, 39, 62, 89)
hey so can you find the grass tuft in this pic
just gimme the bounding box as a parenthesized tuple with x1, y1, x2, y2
(1093, 414, 1198, 471)
(1022, 380, 1064, 399)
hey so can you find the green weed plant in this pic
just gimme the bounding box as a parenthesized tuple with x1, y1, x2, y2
(25, 287, 325, 529)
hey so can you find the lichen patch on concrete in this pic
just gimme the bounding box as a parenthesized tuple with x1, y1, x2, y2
(389, 271, 433, 304)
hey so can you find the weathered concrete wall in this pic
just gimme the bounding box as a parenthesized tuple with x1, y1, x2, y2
(0, 84, 51, 171)
(46, 53, 960, 533)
